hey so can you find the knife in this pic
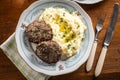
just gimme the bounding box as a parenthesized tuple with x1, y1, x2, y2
(95, 3, 119, 77)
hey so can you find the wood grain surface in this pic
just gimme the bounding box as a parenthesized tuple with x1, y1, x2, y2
(0, 0, 120, 80)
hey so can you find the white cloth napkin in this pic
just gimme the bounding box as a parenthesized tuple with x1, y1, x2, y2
(0, 33, 50, 80)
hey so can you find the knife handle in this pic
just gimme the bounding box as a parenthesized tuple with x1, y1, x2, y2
(95, 46, 107, 77)
(86, 41, 98, 72)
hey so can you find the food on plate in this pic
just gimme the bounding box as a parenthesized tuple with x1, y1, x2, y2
(25, 20, 53, 43)
(24, 7, 87, 64)
(39, 7, 87, 57)
(36, 41, 62, 64)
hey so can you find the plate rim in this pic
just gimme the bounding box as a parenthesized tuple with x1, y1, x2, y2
(74, 0, 103, 4)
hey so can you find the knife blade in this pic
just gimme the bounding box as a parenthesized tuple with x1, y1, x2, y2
(95, 3, 119, 77)
(104, 3, 119, 46)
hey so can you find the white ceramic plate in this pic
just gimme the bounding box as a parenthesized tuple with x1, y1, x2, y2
(15, 0, 94, 76)
(74, 0, 103, 4)
(38, 0, 103, 4)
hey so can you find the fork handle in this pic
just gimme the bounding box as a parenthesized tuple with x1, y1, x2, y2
(95, 46, 107, 77)
(86, 41, 98, 72)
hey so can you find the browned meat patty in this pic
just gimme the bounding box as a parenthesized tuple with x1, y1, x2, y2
(25, 20, 53, 43)
(36, 41, 62, 64)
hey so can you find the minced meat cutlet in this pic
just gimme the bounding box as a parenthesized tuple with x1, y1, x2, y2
(25, 20, 53, 43)
(36, 41, 62, 64)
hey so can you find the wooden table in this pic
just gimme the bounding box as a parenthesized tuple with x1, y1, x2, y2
(0, 0, 120, 80)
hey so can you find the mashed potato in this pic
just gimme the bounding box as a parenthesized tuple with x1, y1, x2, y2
(39, 7, 87, 57)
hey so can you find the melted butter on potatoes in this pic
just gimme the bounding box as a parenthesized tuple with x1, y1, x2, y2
(39, 7, 87, 57)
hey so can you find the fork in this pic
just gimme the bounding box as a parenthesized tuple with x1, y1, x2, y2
(86, 14, 106, 72)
